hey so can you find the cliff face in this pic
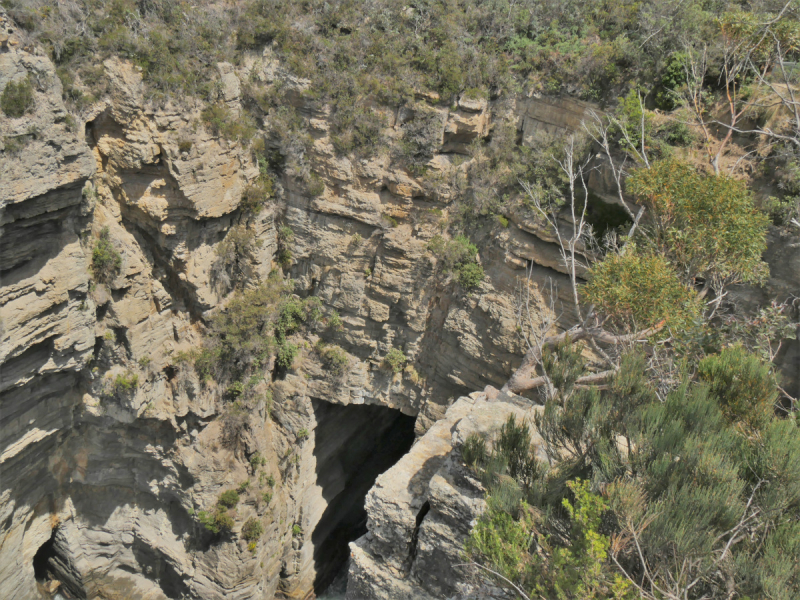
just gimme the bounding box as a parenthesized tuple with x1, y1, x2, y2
(1, 16, 798, 600)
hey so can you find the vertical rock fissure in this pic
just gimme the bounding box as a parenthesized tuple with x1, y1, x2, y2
(310, 400, 416, 594)
(406, 500, 431, 569)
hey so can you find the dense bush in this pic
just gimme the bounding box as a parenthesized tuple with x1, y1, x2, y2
(241, 517, 263, 542)
(464, 349, 799, 600)
(198, 508, 234, 535)
(383, 348, 406, 374)
(582, 247, 701, 332)
(628, 159, 770, 289)
(91, 227, 122, 284)
(427, 234, 484, 289)
(218, 490, 240, 509)
(1, 76, 34, 118)
(316, 342, 350, 376)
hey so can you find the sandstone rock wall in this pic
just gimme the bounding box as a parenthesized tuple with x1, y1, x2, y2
(1, 13, 798, 600)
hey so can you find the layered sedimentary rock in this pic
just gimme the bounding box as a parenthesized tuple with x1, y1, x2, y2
(347, 390, 543, 600)
(1, 10, 798, 600)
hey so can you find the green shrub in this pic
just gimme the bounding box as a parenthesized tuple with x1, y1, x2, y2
(1, 76, 34, 118)
(198, 508, 234, 535)
(249, 452, 266, 469)
(316, 342, 350, 376)
(383, 348, 407, 373)
(306, 173, 325, 196)
(218, 490, 240, 509)
(241, 174, 274, 213)
(582, 247, 701, 331)
(276, 341, 299, 369)
(177, 139, 193, 153)
(698, 345, 778, 429)
(91, 227, 122, 283)
(265, 475, 276, 488)
(237, 479, 251, 494)
(456, 262, 484, 289)
(628, 159, 770, 287)
(461, 433, 488, 468)
(292, 524, 303, 536)
(241, 517, 263, 542)
(202, 103, 256, 142)
(111, 370, 139, 395)
(327, 310, 343, 330)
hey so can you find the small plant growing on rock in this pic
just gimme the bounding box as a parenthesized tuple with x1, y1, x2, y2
(198, 508, 234, 535)
(219, 490, 240, 509)
(112, 371, 139, 394)
(241, 517, 264, 542)
(350, 233, 363, 247)
(383, 348, 407, 373)
(1, 76, 35, 118)
(316, 342, 350, 376)
(250, 452, 266, 469)
(456, 262, 484, 290)
(327, 310, 343, 331)
(237, 480, 251, 494)
(296, 428, 309, 441)
(91, 227, 122, 284)
(276, 341, 299, 369)
(292, 524, 303, 536)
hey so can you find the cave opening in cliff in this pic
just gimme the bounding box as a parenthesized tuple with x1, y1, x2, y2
(310, 399, 416, 594)
(33, 527, 87, 599)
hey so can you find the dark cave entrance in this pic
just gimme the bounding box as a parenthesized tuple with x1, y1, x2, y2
(33, 527, 87, 599)
(310, 399, 416, 594)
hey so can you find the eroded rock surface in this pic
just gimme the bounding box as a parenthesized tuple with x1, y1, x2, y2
(1, 10, 798, 600)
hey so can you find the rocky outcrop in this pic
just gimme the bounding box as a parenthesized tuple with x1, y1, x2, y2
(347, 389, 542, 600)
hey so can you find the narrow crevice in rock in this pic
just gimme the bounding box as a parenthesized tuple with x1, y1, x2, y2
(407, 500, 430, 567)
(310, 400, 416, 594)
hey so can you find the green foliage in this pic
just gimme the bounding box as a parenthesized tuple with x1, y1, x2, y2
(398, 104, 443, 170)
(582, 247, 701, 331)
(628, 159, 770, 288)
(276, 225, 294, 268)
(110, 370, 139, 395)
(461, 433, 487, 468)
(698, 345, 778, 429)
(455, 262, 484, 290)
(383, 348, 406, 374)
(1, 76, 34, 118)
(465, 346, 800, 600)
(292, 524, 302, 536)
(202, 103, 256, 142)
(198, 508, 234, 535)
(427, 234, 483, 288)
(249, 452, 266, 469)
(327, 310, 343, 331)
(241, 517, 263, 542)
(331, 103, 385, 157)
(91, 227, 122, 284)
(241, 173, 274, 214)
(276, 341, 299, 369)
(237, 480, 251, 494)
(219, 490, 240, 509)
(316, 342, 350, 376)
(214, 224, 261, 290)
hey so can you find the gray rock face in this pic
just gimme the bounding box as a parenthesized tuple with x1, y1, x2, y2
(347, 390, 541, 600)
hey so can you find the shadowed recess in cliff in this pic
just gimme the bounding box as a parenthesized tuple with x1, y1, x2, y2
(310, 399, 416, 593)
(33, 527, 87, 599)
